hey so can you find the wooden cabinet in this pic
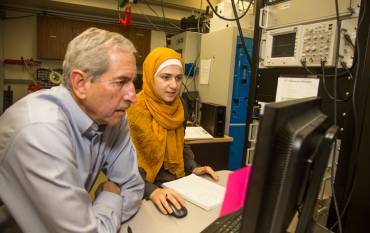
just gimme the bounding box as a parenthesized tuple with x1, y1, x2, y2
(37, 16, 151, 64)
(37, 16, 73, 60)
(71, 20, 96, 39)
(127, 28, 151, 65)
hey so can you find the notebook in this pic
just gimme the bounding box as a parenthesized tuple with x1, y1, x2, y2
(162, 174, 225, 211)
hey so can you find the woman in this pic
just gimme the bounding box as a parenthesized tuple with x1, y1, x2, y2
(127, 47, 218, 215)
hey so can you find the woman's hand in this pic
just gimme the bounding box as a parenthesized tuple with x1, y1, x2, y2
(192, 166, 219, 181)
(149, 188, 185, 215)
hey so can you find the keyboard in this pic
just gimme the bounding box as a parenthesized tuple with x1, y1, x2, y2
(201, 209, 243, 233)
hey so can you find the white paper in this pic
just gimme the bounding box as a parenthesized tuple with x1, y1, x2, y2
(199, 59, 212, 85)
(162, 174, 225, 211)
(185, 126, 213, 140)
(275, 77, 320, 102)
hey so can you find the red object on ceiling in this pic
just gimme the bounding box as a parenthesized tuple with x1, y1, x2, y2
(119, 5, 132, 27)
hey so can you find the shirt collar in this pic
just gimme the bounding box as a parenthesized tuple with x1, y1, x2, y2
(58, 86, 100, 139)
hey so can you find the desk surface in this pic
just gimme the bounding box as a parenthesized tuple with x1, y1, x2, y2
(120, 170, 231, 233)
(185, 135, 233, 145)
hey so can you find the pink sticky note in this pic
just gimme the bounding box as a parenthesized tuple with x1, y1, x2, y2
(219, 166, 252, 217)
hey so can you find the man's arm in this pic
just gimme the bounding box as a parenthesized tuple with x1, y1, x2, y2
(0, 123, 122, 233)
(103, 119, 144, 223)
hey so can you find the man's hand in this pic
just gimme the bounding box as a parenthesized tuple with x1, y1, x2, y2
(149, 188, 185, 215)
(95, 181, 121, 197)
(192, 166, 219, 181)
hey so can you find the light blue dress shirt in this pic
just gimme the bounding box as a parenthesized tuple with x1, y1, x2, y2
(0, 85, 144, 233)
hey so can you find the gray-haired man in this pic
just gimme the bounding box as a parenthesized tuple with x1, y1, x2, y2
(0, 27, 144, 233)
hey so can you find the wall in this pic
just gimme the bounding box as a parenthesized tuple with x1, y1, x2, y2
(150, 30, 167, 50)
(2, 11, 41, 105)
(2, 11, 63, 105)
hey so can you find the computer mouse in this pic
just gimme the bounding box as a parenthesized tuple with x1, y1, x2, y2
(168, 202, 188, 218)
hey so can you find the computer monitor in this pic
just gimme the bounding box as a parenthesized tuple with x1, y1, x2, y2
(241, 97, 337, 233)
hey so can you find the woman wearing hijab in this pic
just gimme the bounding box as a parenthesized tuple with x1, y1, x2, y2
(127, 47, 219, 215)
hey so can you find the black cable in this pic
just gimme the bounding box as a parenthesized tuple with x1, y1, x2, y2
(142, 0, 159, 17)
(142, 0, 182, 30)
(342, 31, 355, 49)
(341, 29, 358, 68)
(300, 60, 352, 102)
(322, 61, 352, 102)
(230, 0, 252, 68)
(301, 59, 351, 77)
(183, 55, 199, 90)
(181, 79, 192, 95)
(181, 55, 201, 124)
(197, 0, 203, 33)
(181, 81, 201, 124)
(141, 11, 161, 31)
(206, 0, 253, 22)
(330, 0, 343, 232)
(160, 0, 166, 32)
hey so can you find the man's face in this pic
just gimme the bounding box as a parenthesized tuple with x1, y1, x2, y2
(153, 65, 183, 104)
(83, 50, 137, 126)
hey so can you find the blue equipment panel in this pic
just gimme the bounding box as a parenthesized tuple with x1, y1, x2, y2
(228, 37, 253, 170)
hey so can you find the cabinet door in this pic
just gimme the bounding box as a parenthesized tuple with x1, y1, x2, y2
(71, 20, 97, 39)
(37, 16, 73, 60)
(128, 28, 151, 65)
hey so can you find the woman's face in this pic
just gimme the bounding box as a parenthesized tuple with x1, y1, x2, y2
(153, 65, 183, 103)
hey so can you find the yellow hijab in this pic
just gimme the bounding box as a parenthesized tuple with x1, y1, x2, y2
(128, 47, 185, 183)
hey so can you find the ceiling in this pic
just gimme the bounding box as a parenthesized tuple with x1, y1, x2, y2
(0, 0, 223, 33)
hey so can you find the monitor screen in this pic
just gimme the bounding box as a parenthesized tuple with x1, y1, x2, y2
(241, 97, 337, 233)
(271, 32, 296, 58)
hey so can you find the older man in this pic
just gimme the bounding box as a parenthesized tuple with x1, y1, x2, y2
(0, 27, 144, 233)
